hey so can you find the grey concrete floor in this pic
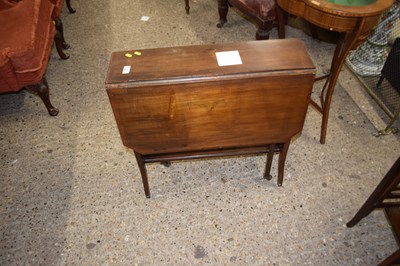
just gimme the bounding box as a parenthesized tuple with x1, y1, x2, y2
(1, 0, 399, 265)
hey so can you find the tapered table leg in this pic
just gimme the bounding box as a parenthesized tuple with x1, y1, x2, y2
(184, 0, 190, 14)
(264, 144, 275, 180)
(277, 142, 290, 186)
(134, 152, 151, 198)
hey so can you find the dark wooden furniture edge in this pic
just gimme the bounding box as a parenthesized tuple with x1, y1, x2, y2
(105, 66, 316, 89)
(385, 207, 400, 246)
(141, 144, 284, 162)
(380, 207, 400, 266)
(135, 142, 290, 198)
(347, 156, 400, 265)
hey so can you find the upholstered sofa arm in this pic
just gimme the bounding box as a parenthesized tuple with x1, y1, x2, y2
(0, 49, 20, 92)
(0, 0, 55, 72)
(0, 0, 59, 116)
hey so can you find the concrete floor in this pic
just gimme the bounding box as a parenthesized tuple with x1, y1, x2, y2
(1, 0, 399, 265)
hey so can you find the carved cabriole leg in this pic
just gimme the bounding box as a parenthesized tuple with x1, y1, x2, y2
(277, 141, 290, 186)
(217, 0, 229, 28)
(134, 151, 151, 198)
(54, 17, 70, 50)
(54, 29, 70, 60)
(66, 0, 76, 13)
(26, 78, 59, 116)
(263, 143, 275, 180)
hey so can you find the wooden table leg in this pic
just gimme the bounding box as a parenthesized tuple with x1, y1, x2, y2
(277, 141, 290, 186)
(263, 144, 276, 180)
(185, 0, 190, 14)
(318, 20, 365, 144)
(134, 152, 151, 198)
(275, 5, 287, 39)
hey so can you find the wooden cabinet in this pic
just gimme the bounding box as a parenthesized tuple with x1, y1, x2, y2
(106, 39, 315, 198)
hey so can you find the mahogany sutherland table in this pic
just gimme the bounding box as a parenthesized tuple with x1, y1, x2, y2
(105, 39, 316, 198)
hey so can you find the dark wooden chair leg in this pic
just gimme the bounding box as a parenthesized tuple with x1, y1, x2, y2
(346, 198, 377, 227)
(54, 30, 69, 60)
(66, 0, 76, 13)
(134, 152, 151, 198)
(26, 78, 59, 116)
(217, 0, 229, 28)
(346, 157, 400, 265)
(255, 20, 274, 40)
(264, 143, 275, 180)
(277, 141, 290, 186)
(54, 17, 70, 49)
